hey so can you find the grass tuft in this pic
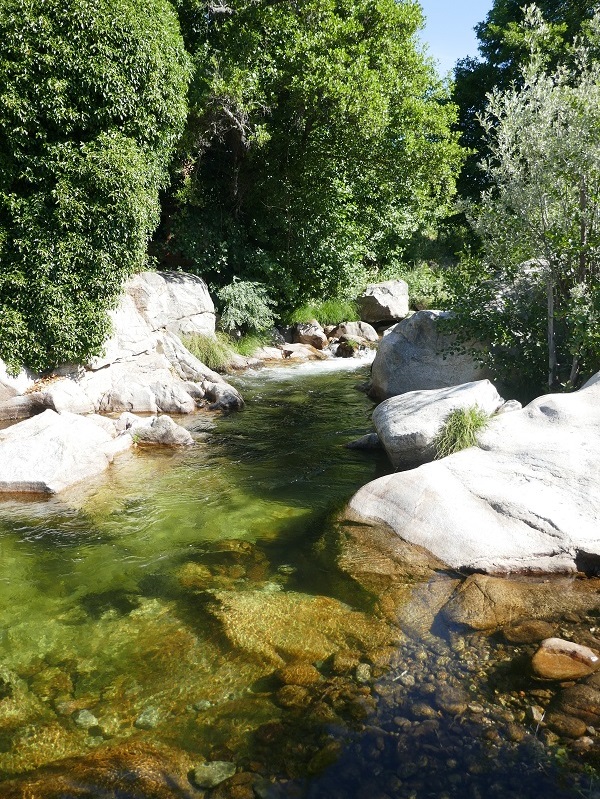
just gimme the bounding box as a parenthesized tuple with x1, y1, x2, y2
(182, 333, 235, 372)
(288, 299, 359, 326)
(434, 405, 489, 459)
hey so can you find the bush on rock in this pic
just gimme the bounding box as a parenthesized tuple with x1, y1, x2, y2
(0, 0, 190, 373)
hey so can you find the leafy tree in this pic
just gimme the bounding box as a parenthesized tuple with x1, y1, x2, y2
(453, 0, 596, 199)
(158, 0, 463, 310)
(449, 7, 600, 392)
(0, 0, 190, 372)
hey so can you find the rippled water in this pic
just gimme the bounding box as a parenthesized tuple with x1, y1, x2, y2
(0, 358, 596, 797)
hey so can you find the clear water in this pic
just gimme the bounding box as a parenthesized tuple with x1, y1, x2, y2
(0, 359, 595, 797)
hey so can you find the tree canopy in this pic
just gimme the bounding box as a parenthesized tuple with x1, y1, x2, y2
(448, 7, 600, 393)
(453, 0, 597, 199)
(0, 0, 190, 372)
(156, 0, 463, 310)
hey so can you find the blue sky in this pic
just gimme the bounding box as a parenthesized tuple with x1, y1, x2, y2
(418, 0, 493, 75)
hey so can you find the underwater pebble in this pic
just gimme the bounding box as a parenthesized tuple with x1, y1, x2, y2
(192, 760, 236, 788)
(355, 663, 371, 683)
(73, 709, 99, 729)
(134, 705, 162, 730)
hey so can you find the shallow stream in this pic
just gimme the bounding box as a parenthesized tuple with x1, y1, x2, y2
(0, 359, 597, 797)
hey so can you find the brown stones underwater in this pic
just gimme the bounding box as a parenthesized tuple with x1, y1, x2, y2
(2, 363, 600, 798)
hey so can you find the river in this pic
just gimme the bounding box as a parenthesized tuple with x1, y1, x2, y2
(0, 358, 595, 797)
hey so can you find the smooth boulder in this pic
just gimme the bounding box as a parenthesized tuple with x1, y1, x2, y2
(370, 310, 490, 400)
(0, 410, 132, 494)
(349, 375, 600, 573)
(293, 321, 328, 350)
(357, 279, 409, 324)
(373, 380, 504, 469)
(116, 413, 194, 446)
(331, 321, 379, 342)
(531, 638, 600, 681)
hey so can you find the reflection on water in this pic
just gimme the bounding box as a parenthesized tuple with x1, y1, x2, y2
(0, 359, 596, 797)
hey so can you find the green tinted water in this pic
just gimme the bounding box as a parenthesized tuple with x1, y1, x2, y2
(0, 361, 595, 797)
(0, 359, 389, 778)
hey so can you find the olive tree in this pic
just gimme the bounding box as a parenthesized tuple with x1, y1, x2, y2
(0, 0, 190, 372)
(466, 6, 600, 389)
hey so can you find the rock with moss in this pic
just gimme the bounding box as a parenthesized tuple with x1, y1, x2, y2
(203, 589, 398, 666)
(348, 374, 600, 573)
(373, 380, 504, 469)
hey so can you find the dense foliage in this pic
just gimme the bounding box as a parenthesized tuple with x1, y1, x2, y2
(157, 0, 463, 311)
(449, 8, 600, 392)
(453, 0, 597, 199)
(0, 0, 189, 372)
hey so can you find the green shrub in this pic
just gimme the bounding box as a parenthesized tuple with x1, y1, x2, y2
(288, 299, 359, 326)
(434, 405, 489, 459)
(0, 0, 190, 373)
(216, 280, 276, 334)
(182, 333, 235, 372)
(232, 333, 271, 357)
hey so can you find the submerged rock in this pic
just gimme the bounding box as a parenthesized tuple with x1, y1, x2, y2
(349, 374, 600, 573)
(442, 574, 600, 631)
(0, 410, 132, 494)
(203, 589, 397, 666)
(0, 742, 202, 799)
(531, 638, 600, 681)
(191, 760, 236, 789)
(373, 379, 504, 469)
(369, 311, 489, 400)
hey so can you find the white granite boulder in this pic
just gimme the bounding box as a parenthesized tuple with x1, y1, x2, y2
(331, 322, 379, 343)
(370, 310, 490, 400)
(373, 380, 505, 469)
(116, 413, 194, 446)
(0, 410, 133, 494)
(357, 279, 409, 324)
(125, 270, 216, 337)
(349, 374, 600, 574)
(293, 321, 328, 350)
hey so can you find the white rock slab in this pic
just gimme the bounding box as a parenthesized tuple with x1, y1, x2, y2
(349, 376, 600, 573)
(373, 380, 504, 469)
(0, 410, 133, 494)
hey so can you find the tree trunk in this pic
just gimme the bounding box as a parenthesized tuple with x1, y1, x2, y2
(547, 271, 557, 390)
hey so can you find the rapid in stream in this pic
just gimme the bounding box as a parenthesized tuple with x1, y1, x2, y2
(0, 358, 596, 798)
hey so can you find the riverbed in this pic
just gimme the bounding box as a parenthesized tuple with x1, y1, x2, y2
(0, 358, 597, 797)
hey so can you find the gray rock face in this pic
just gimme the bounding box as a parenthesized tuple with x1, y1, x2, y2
(0, 272, 242, 418)
(357, 279, 409, 324)
(117, 413, 194, 446)
(293, 320, 328, 350)
(370, 310, 490, 400)
(349, 375, 600, 573)
(0, 362, 35, 402)
(373, 380, 504, 469)
(332, 321, 379, 342)
(0, 410, 133, 494)
(80, 276, 236, 413)
(125, 270, 215, 337)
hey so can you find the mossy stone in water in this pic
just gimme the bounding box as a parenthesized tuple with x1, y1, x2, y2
(191, 760, 236, 788)
(204, 589, 396, 666)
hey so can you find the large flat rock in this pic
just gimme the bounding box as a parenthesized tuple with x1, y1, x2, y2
(349, 377, 600, 573)
(0, 410, 133, 494)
